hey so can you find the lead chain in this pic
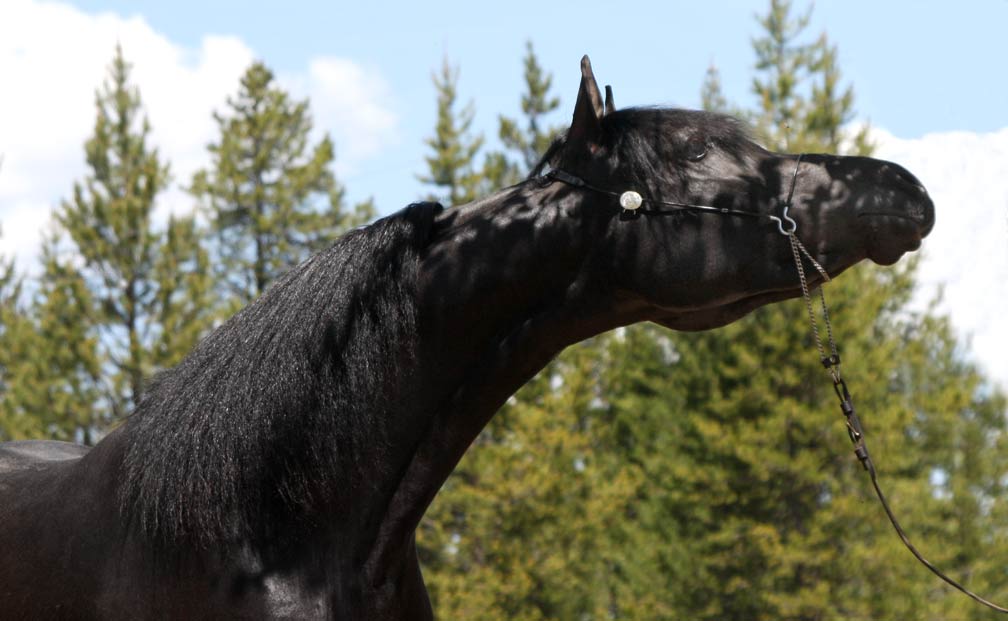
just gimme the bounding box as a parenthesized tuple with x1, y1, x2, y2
(786, 233, 841, 381)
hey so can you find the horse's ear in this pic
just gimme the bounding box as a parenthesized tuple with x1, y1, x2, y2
(569, 55, 604, 146)
(604, 85, 615, 115)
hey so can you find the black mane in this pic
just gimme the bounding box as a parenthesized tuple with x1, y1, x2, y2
(119, 202, 443, 548)
(532, 107, 761, 201)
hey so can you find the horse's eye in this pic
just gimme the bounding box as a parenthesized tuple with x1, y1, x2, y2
(686, 137, 708, 162)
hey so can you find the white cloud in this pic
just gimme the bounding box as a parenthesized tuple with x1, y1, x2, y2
(0, 0, 397, 271)
(299, 57, 398, 176)
(872, 126, 1008, 390)
(0, 0, 254, 266)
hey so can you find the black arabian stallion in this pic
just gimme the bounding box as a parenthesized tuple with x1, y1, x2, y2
(0, 57, 933, 620)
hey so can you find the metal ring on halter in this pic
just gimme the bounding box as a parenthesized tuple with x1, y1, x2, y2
(769, 204, 798, 236)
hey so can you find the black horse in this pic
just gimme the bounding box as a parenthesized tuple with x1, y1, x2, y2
(0, 57, 933, 620)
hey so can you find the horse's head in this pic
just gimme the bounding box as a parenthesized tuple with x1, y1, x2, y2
(545, 57, 934, 330)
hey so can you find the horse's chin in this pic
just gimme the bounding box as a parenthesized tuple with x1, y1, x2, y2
(864, 226, 923, 265)
(860, 207, 931, 266)
(868, 244, 917, 266)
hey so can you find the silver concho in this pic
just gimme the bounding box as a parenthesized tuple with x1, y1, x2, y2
(619, 190, 643, 211)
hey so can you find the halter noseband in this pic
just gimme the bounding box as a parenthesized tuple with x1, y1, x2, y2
(544, 154, 804, 236)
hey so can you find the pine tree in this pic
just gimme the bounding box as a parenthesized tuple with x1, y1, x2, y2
(589, 325, 700, 616)
(0, 231, 17, 318)
(480, 42, 565, 194)
(700, 63, 730, 115)
(25, 239, 105, 438)
(750, 0, 816, 151)
(53, 45, 211, 421)
(500, 42, 563, 173)
(750, 0, 873, 155)
(150, 214, 215, 370)
(656, 2, 1008, 617)
(0, 231, 105, 442)
(191, 62, 372, 305)
(422, 336, 662, 619)
(806, 36, 873, 154)
(0, 244, 34, 440)
(0, 166, 34, 440)
(418, 58, 485, 206)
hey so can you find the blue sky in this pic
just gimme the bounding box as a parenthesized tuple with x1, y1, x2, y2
(65, 0, 1008, 132)
(58, 0, 1008, 210)
(1, 0, 1007, 387)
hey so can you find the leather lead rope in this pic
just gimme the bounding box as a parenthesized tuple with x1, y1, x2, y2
(786, 220, 1008, 614)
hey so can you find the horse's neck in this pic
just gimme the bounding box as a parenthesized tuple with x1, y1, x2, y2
(418, 188, 630, 421)
(361, 186, 646, 581)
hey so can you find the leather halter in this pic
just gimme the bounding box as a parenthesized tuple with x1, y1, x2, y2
(544, 153, 1008, 614)
(544, 154, 803, 236)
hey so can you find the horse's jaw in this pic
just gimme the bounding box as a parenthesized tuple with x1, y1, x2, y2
(650, 286, 811, 332)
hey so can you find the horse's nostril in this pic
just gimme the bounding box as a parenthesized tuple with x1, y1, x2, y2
(886, 164, 935, 238)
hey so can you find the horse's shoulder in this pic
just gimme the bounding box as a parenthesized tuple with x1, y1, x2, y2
(0, 440, 89, 474)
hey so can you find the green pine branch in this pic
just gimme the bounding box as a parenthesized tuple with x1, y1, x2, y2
(191, 61, 372, 305)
